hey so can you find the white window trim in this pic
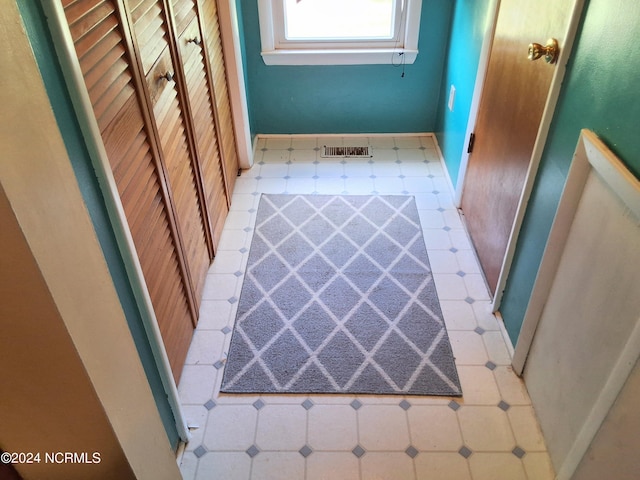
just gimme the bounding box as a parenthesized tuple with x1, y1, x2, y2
(257, 0, 423, 66)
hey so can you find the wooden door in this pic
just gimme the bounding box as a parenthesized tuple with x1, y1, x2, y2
(175, 11, 229, 249)
(63, 0, 238, 382)
(62, 0, 197, 381)
(199, 0, 239, 194)
(128, 0, 212, 308)
(460, 0, 576, 295)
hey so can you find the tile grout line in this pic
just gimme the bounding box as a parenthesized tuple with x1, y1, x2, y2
(304, 399, 310, 480)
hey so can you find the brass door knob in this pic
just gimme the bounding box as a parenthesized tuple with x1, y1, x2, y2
(528, 38, 559, 64)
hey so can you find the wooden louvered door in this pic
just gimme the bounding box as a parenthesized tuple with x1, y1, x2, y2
(61, 0, 239, 382)
(62, 0, 197, 381)
(126, 0, 212, 310)
(172, 3, 229, 248)
(198, 0, 239, 195)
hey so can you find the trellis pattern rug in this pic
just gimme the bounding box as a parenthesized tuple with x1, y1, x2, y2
(221, 194, 462, 396)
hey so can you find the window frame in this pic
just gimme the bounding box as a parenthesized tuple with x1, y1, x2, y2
(257, 0, 423, 66)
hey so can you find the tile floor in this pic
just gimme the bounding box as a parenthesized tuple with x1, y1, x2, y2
(177, 135, 555, 480)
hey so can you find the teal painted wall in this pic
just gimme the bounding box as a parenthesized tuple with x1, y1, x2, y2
(18, 2, 179, 448)
(239, 0, 454, 135)
(434, 0, 494, 187)
(501, 0, 640, 344)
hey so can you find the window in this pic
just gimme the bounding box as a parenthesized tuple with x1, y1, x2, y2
(258, 0, 423, 65)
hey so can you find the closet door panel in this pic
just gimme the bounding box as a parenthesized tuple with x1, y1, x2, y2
(128, 0, 212, 308)
(65, 0, 115, 40)
(146, 47, 211, 305)
(63, 0, 242, 382)
(68, 3, 134, 127)
(102, 98, 194, 377)
(177, 17, 228, 249)
(127, 0, 168, 74)
(199, 0, 239, 195)
(62, 0, 194, 381)
(171, 0, 196, 36)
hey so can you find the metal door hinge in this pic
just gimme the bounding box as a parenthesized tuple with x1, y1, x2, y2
(467, 133, 476, 154)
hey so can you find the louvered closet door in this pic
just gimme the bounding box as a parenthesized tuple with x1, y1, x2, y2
(198, 0, 239, 194)
(62, 0, 195, 381)
(127, 0, 212, 307)
(175, 14, 229, 249)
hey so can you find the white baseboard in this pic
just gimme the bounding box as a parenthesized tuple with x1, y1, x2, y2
(494, 310, 516, 361)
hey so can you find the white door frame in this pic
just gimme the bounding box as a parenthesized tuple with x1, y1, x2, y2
(455, 0, 586, 314)
(217, 0, 254, 169)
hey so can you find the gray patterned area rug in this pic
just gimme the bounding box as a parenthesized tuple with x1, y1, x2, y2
(221, 194, 462, 396)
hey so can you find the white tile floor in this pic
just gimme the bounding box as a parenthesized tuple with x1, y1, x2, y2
(177, 135, 555, 480)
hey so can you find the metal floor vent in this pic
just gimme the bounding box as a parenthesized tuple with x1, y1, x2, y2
(321, 145, 372, 158)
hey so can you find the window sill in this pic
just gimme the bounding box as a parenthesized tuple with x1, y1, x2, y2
(261, 48, 418, 66)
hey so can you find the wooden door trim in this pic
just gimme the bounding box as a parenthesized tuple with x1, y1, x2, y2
(491, 0, 585, 312)
(42, 0, 190, 442)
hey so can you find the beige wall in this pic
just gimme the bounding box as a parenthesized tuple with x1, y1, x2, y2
(572, 358, 640, 480)
(0, 189, 136, 479)
(0, 2, 181, 478)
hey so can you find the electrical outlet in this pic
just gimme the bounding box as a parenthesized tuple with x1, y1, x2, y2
(448, 85, 456, 112)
